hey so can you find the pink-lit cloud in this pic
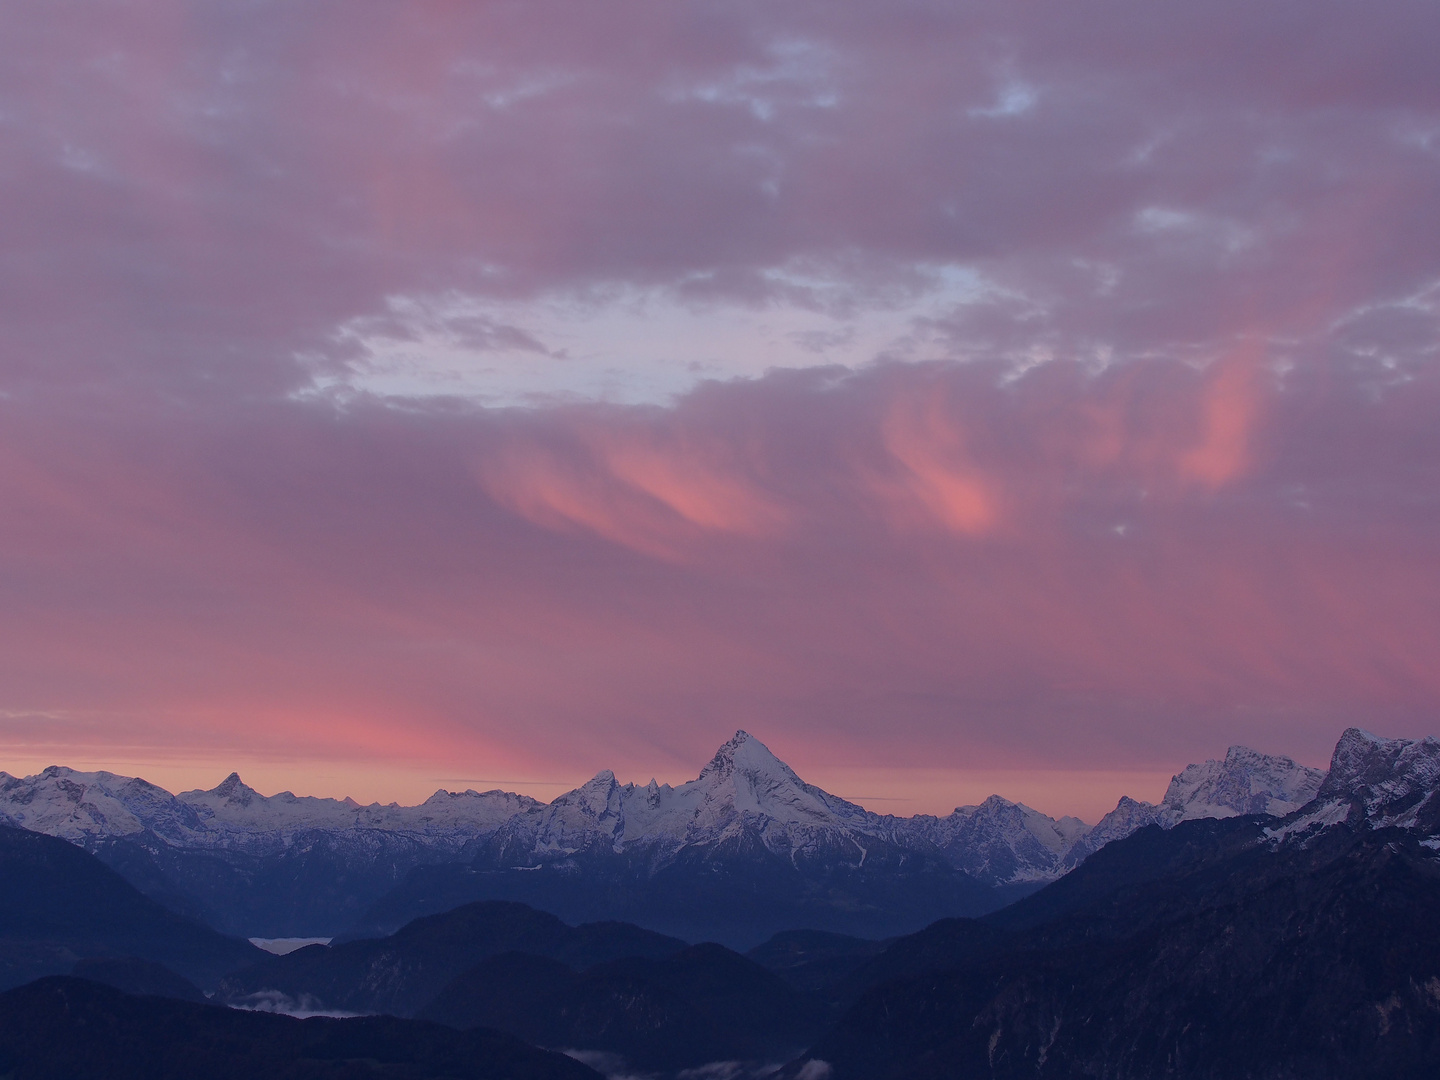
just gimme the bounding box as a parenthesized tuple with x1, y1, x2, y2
(1, 357, 1437, 818)
(0, 2, 1437, 816)
(477, 418, 790, 561)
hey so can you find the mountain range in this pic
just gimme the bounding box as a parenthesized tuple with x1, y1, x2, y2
(0, 727, 1436, 1079)
(0, 731, 1329, 943)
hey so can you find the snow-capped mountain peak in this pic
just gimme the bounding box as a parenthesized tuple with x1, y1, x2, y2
(1163, 744, 1326, 821)
(0, 766, 202, 843)
(688, 730, 868, 827)
(570, 770, 623, 825)
(1061, 746, 1327, 868)
(1305, 728, 1440, 832)
(1061, 794, 1167, 868)
(700, 730, 796, 782)
(209, 772, 259, 806)
(1320, 728, 1440, 800)
(6, 727, 1434, 904)
(898, 794, 1093, 884)
(518, 732, 875, 860)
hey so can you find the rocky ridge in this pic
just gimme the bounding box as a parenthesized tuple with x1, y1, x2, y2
(1060, 742, 1327, 866)
(0, 731, 1331, 889)
(0, 767, 539, 854)
(1268, 727, 1440, 842)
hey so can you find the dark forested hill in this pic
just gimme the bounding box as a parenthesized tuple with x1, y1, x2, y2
(786, 821, 1440, 1080)
(0, 977, 601, 1080)
(0, 825, 261, 991)
(218, 899, 686, 1017)
(419, 941, 819, 1071)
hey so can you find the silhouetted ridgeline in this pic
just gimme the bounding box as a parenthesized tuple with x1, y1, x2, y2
(0, 825, 260, 991)
(0, 977, 601, 1080)
(218, 900, 687, 1017)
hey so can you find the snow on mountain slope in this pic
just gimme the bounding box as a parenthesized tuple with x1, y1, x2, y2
(1321, 727, 1440, 825)
(1269, 728, 1440, 840)
(896, 796, 1091, 884)
(1059, 795, 1170, 869)
(0, 768, 206, 844)
(180, 772, 536, 843)
(890, 743, 1327, 881)
(0, 766, 537, 853)
(491, 732, 881, 863)
(495, 732, 1119, 884)
(1060, 746, 1327, 866)
(1162, 745, 1325, 820)
(8, 729, 1416, 894)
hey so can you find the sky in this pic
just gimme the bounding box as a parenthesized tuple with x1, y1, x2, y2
(1, 1, 1438, 821)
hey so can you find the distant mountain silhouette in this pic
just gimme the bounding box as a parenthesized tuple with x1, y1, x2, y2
(0, 825, 260, 991)
(0, 977, 601, 1080)
(218, 899, 686, 1017)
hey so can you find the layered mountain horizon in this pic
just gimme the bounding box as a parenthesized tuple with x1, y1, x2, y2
(0, 728, 1359, 945)
(2, 725, 1438, 1078)
(0, 728, 1326, 868)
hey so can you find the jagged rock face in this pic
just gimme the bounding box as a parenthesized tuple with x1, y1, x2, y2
(1056, 744, 1325, 874)
(508, 732, 880, 866)
(1321, 728, 1440, 817)
(1059, 795, 1169, 869)
(1163, 745, 1325, 819)
(1277, 728, 1440, 837)
(0, 731, 1348, 898)
(1056, 745, 1329, 869)
(898, 796, 1089, 884)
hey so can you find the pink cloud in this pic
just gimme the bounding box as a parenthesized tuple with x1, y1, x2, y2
(0, 356, 1437, 806)
(875, 385, 1001, 536)
(477, 416, 790, 561)
(0, 2, 1436, 810)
